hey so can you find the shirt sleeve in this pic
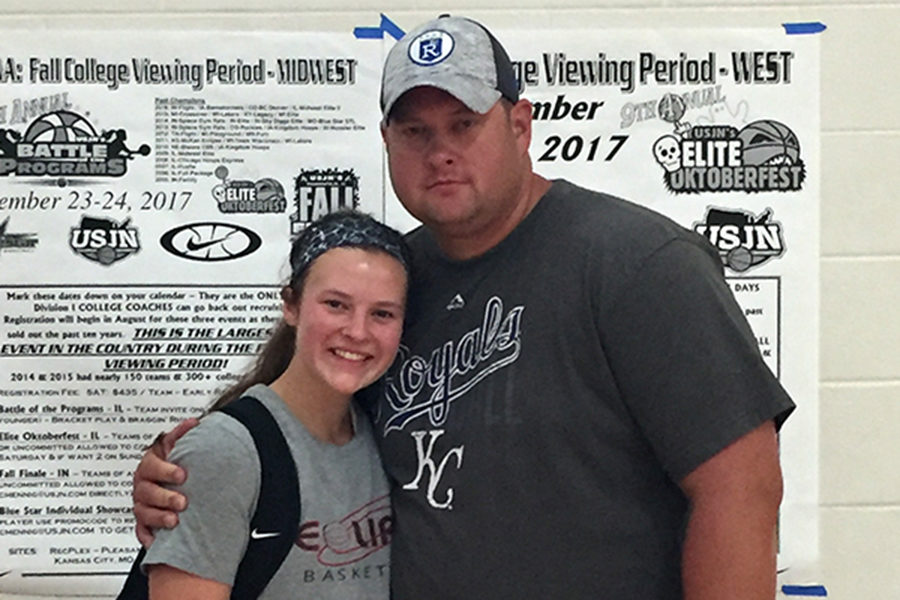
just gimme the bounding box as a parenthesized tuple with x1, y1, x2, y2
(142, 413, 260, 585)
(598, 237, 795, 482)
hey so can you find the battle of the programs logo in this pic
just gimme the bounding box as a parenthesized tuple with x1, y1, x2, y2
(0, 110, 150, 179)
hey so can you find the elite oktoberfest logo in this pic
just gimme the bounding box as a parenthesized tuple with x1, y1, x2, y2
(211, 165, 287, 214)
(649, 94, 805, 194)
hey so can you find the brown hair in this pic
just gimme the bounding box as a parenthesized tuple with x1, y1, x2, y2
(206, 288, 300, 412)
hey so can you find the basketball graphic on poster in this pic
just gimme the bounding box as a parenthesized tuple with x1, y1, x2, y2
(726, 247, 754, 272)
(658, 93, 686, 125)
(737, 120, 801, 166)
(255, 178, 284, 202)
(24, 110, 98, 143)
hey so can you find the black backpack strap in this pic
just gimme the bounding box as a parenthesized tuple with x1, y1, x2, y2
(220, 395, 301, 600)
(116, 546, 149, 600)
(116, 395, 300, 600)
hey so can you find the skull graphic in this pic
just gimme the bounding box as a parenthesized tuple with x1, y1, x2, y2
(653, 135, 682, 172)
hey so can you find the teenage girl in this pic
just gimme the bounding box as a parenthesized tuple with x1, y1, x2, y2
(142, 211, 409, 599)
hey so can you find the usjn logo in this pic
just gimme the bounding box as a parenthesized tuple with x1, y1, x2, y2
(0, 110, 150, 180)
(69, 215, 140, 266)
(693, 207, 785, 273)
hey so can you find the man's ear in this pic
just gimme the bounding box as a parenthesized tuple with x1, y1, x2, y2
(510, 99, 534, 153)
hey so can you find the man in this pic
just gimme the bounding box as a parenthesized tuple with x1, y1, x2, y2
(133, 15, 794, 599)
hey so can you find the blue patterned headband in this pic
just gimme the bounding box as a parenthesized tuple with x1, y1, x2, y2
(289, 210, 410, 287)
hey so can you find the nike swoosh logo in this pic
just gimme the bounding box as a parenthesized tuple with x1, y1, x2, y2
(186, 235, 232, 252)
(250, 528, 280, 540)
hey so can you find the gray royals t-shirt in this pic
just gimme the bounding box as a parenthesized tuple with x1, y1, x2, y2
(143, 384, 390, 599)
(368, 179, 794, 599)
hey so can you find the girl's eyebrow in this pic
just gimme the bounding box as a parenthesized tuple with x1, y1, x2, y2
(319, 289, 404, 309)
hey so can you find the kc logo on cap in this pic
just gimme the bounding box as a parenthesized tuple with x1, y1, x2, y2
(408, 30, 455, 66)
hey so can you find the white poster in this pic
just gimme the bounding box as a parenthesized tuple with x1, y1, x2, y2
(0, 25, 819, 596)
(0, 30, 383, 596)
(498, 27, 820, 581)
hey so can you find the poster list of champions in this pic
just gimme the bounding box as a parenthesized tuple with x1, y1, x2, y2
(0, 26, 818, 595)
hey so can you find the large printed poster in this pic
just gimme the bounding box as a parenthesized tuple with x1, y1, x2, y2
(496, 27, 820, 583)
(0, 25, 818, 596)
(0, 30, 384, 596)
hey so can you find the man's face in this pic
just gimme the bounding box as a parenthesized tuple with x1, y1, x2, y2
(381, 87, 532, 244)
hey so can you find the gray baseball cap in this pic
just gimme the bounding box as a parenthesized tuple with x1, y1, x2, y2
(380, 15, 519, 120)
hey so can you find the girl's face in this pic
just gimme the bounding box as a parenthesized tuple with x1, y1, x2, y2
(283, 247, 407, 399)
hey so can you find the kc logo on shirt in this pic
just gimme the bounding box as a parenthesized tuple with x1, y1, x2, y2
(377, 296, 525, 510)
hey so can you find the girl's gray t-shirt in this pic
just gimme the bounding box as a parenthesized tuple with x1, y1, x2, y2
(143, 383, 391, 599)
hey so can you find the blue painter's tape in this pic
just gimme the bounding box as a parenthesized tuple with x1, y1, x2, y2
(782, 22, 827, 35)
(782, 584, 828, 596)
(353, 26, 384, 39)
(353, 14, 405, 40)
(380, 14, 406, 40)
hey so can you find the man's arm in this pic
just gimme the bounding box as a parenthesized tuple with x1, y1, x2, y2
(679, 420, 783, 600)
(132, 418, 198, 547)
